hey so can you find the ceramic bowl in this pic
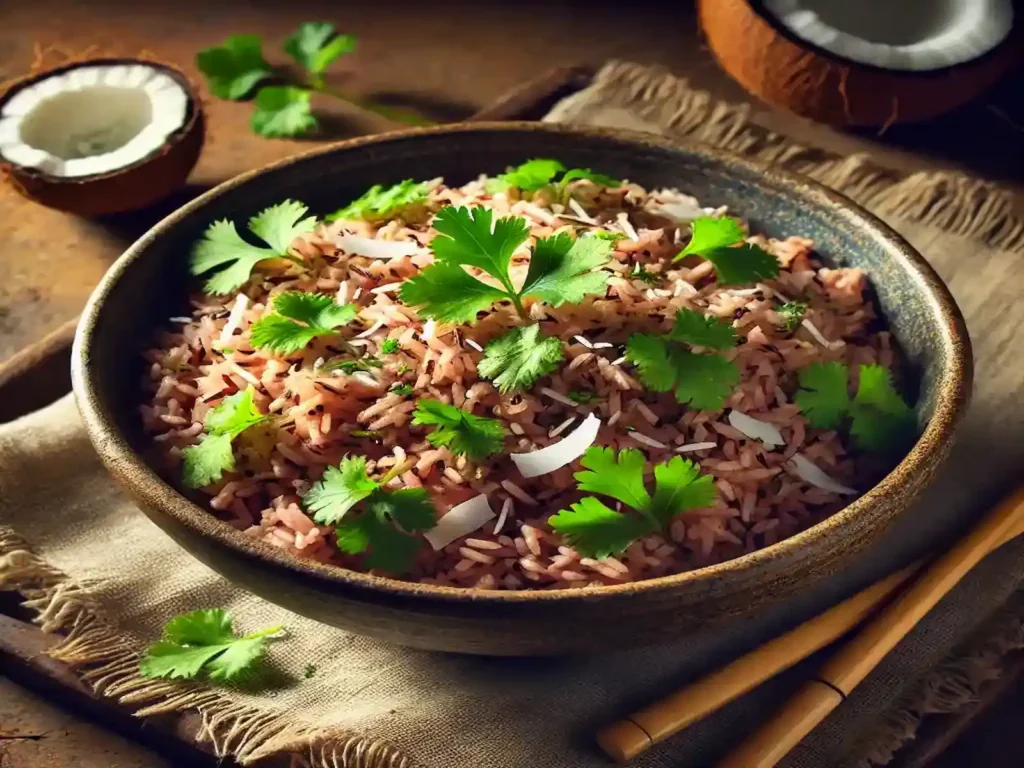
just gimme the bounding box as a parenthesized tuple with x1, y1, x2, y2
(72, 123, 971, 655)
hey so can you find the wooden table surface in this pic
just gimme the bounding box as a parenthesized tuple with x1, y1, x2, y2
(1, 2, 1021, 766)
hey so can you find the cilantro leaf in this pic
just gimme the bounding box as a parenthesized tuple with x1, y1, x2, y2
(625, 334, 677, 392)
(850, 364, 916, 453)
(489, 158, 566, 193)
(650, 456, 716, 525)
(670, 349, 739, 411)
(190, 201, 317, 294)
(548, 497, 651, 559)
(430, 206, 529, 294)
(390, 383, 414, 396)
(568, 390, 596, 404)
(327, 180, 430, 222)
(303, 456, 379, 525)
(250, 291, 357, 354)
(776, 301, 808, 332)
(560, 168, 621, 187)
(283, 22, 356, 75)
(549, 447, 716, 557)
(399, 262, 510, 323)
(674, 216, 779, 285)
(251, 86, 317, 138)
(795, 362, 851, 430)
(139, 608, 283, 682)
(182, 388, 268, 488)
(670, 308, 737, 350)
(380, 338, 400, 354)
(590, 231, 627, 242)
(196, 34, 273, 100)
(703, 244, 780, 286)
(477, 325, 564, 393)
(519, 232, 612, 307)
(412, 399, 506, 460)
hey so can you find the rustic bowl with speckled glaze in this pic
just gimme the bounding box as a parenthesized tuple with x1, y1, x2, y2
(71, 123, 971, 655)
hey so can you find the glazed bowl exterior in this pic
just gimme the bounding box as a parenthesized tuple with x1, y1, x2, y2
(72, 122, 971, 655)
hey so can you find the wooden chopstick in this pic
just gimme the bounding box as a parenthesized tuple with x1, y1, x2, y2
(596, 486, 1024, 765)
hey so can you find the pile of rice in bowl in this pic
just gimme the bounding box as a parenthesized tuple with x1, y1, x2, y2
(140, 159, 917, 591)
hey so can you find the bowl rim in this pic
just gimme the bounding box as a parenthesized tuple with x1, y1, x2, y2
(72, 120, 972, 606)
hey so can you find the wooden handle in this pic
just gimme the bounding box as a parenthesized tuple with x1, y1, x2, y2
(596, 488, 1024, 764)
(717, 486, 1024, 768)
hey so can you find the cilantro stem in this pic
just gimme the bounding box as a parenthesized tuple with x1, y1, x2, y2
(379, 458, 415, 485)
(279, 253, 308, 269)
(312, 82, 433, 126)
(507, 291, 529, 321)
(243, 624, 286, 640)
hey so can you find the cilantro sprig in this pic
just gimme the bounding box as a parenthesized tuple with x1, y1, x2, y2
(625, 308, 740, 410)
(675, 216, 780, 285)
(487, 158, 621, 195)
(190, 201, 317, 294)
(182, 387, 268, 488)
(776, 301, 808, 332)
(412, 399, 506, 460)
(249, 291, 358, 354)
(549, 447, 716, 557)
(302, 456, 436, 573)
(327, 180, 431, 222)
(795, 362, 916, 453)
(399, 206, 613, 323)
(140, 609, 284, 683)
(477, 324, 564, 393)
(196, 22, 427, 138)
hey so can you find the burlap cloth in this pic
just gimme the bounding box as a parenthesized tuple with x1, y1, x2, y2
(3, 61, 1024, 768)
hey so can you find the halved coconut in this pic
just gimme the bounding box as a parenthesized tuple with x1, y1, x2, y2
(699, 0, 1021, 126)
(0, 58, 204, 215)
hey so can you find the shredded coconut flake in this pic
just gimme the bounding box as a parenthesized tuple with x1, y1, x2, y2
(494, 498, 512, 535)
(421, 319, 436, 341)
(424, 494, 496, 550)
(465, 339, 483, 352)
(801, 318, 843, 350)
(567, 198, 596, 224)
(629, 432, 668, 450)
(510, 413, 601, 478)
(675, 441, 718, 453)
(573, 334, 594, 349)
(539, 387, 578, 407)
(728, 410, 785, 448)
(356, 319, 387, 339)
(591, 341, 615, 349)
(370, 283, 402, 295)
(218, 294, 249, 345)
(335, 281, 349, 304)
(617, 212, 640, 241)
(168, 316, 192, 323)
(789, 454, 857, 495)
(334, 234, 423, 260)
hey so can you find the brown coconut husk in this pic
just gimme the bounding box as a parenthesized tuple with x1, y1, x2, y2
(698, 0, 1024, 128)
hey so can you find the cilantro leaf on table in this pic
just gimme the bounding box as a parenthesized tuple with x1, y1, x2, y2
(251, 86, 317, 137)
(674, 216, 780, 285)
(794, 362, 851, 430)
(327, 180, 430, 222)
(519, 232, 613, 307)
(249, 291, 358, 354)
(626, 311, 740, 411)
(794, 362, 916, 453)
(477, 325, 564, 393)
(196, 34, 273, 100)
(182, 388, 268, 488)
(776, 301, 808, 332)
(412, 399, 506, 460)
(283, 22, 356, 75)
(139, 608, 284, 682)
(304, 457, 436, 573)
(399, 262, 510, 323)
(549, 447, 715, 558)
(190, 201, 317, 294)
(670, 308, 737, 350)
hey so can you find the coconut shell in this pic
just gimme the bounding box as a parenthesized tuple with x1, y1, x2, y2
(0, 58, 204, 216)
(698, 0, 1024, 127)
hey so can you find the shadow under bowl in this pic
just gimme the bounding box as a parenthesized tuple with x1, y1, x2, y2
(71, 122, 972, 655)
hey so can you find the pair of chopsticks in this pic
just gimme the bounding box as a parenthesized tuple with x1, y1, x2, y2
(597, 485, 1024, 767)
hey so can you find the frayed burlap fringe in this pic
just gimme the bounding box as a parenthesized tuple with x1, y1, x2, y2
(546, 61, 1024, 253)
(0, 527, 411, 768)
(850, 592, 1024, 768)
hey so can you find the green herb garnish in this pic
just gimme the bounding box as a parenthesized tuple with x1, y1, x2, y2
(322, 356, 382, 375)
(776, 301, 808, 332)
(389, 383, 414, 396)
(674, 216, 780, 285)
(380, 338, 400, 354)
(625, 308, 739, 410)
(189, 201, 317, 294)
(249, 291, 358, 354)
(477, 325, 564, 393)
(195, 34, 273, 100)
(283, 21, 356, 76)
(303, 457, 435, 573)
(486, 158, 621, 194)
(327, 180, 430, 222)
(412, 399, 506, 460)
(304, 663, 318, 679)
(548, 447, 715, 558)
(182, 387, 267, 488)
(568, 390, 596, 404)
(795, 362, 916, 453)
(139, 609, 284, 682)
(630, 263, 660, 284)
(250, 86, 317, 138)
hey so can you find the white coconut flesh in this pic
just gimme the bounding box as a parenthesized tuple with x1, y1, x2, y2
(763, 0, 1013, 71)
(0, 63, 190, 178)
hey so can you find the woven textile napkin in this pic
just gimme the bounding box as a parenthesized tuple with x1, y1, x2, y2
(3, 61, 1024, 768)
